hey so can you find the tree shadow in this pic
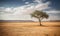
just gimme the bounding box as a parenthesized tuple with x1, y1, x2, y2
(37, 24, 60, 27)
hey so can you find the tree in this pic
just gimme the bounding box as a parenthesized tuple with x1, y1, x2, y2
(31, 10, 49, 26)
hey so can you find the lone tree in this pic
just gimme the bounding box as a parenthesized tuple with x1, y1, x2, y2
(31, 10, 49, 26)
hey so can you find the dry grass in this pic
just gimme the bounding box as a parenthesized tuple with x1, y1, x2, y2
(0, 22, 60, 36)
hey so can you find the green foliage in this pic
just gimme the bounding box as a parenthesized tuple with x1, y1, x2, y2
(31, 10, 49, 20)
(31, 10, 49, 26)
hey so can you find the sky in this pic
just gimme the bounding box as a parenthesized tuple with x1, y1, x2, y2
(0, 0, 60, 21)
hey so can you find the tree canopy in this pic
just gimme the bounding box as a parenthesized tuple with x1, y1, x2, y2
(31, 10, 49, 26)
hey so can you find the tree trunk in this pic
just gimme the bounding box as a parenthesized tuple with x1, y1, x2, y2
(39, 18, 42, 26)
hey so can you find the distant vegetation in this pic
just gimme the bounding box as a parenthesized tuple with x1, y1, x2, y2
(31, 10, 49, 26)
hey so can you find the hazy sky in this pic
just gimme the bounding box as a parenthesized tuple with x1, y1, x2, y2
(0, 0, 60, 21)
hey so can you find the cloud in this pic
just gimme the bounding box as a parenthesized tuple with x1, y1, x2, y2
(33, 0, 43, 3)
(0, 0, 50, 15)
(44, 9, 60, 14)
(0, 7, 14, 14)
(1, 0, 60, 20)
(25, 2, 30, 4)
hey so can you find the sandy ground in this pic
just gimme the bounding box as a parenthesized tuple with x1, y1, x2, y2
(0, 22, 60, 36)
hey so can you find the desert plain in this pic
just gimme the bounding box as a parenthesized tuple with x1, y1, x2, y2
(0, 22, 60, 36)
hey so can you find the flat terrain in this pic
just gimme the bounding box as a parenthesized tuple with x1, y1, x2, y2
(0, 22, 60, 36)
